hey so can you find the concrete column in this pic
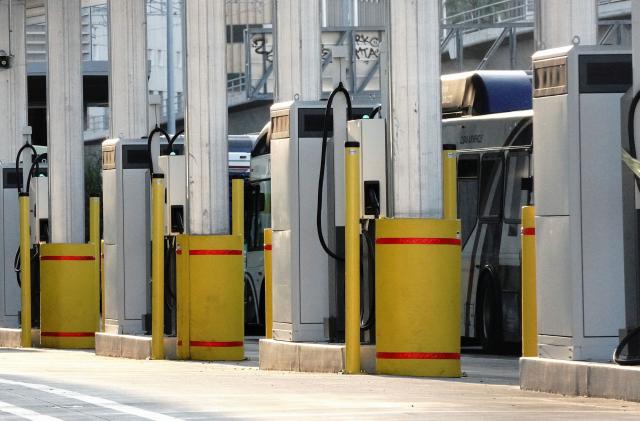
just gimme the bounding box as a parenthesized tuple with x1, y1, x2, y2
(274, 0, 321, 102)
(108, 0, 148, 139)
(184, 0, 229, 235)
(633, 1, 640, 95)
(388, 1, 443, 218)
(46, 0, 84, 243)
(536, 0, 597, 50)
(0, 0, 27, 162)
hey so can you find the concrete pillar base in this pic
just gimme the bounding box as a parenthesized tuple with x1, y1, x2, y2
(0, 328, 40, 348)
(259, 339, 376, 374)
(94, 333, 177, 360)
(520, 357, 640, 402)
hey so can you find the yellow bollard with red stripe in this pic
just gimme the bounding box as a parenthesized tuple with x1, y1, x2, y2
(176, 234, 244, 360)
(375, 218, 461, 377)
(521, 206, 537, 357)
(39, 197, 101, 349)
(40, 243, 100, 349)
(264, 229, 273, 339)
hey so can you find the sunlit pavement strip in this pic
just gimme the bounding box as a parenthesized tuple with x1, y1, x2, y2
(0, 378, 182, 421)
(0, 399, 62, 420)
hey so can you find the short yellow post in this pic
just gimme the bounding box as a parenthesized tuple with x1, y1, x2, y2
(151, 174, 165, 359)
(232, 179, 244, 238)
(521, 206, 537, 357)
(345, 141, 361, 374)
(100, 240, 105, 332)
(264, 229, 273, 339)
(89, 197, 101, 329)
(19, 193, 31, 348)
(442, 145, 457, 220)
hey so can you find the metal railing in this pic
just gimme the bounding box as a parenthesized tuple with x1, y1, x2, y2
(228, 74, 247, 94)
(444, 0, 534, 27)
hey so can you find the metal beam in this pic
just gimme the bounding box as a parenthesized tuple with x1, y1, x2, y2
(440, 28, 455, 52)
(251, 62, 273, 98)
(476, 27, 509, 71)
(356, 60, 379, 94)
(322, 29, 349, 71)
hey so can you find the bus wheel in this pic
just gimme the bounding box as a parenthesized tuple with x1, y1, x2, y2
(476, 275, 503, 353)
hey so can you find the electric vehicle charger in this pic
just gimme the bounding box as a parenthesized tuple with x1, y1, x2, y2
(146, 126, 185, 336)
(317, 83, 382, 335)
(13, 147, 47, 328)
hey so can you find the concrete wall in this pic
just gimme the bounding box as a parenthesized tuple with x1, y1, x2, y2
(228, 101, 272, 135)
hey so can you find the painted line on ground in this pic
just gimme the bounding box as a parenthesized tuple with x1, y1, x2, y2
(0, 378, 182, 421)
(0, 399, 62, 421)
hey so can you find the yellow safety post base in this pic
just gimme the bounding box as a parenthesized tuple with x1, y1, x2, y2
(264, 229, 273, 339)
(40, 243, 100, 349)
(18, 194, 31, 348)
(151, 175, 165, 360)
(88, 197, 102, 332)
(521, 206, 537, 357)
(375, 218, 462, 377)
(176, 234, 244, 361)
(345, 142, 361, 374)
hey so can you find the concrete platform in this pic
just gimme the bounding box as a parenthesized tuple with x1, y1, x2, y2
(2, 349, 639, 419)
(0, 328, 40, 348)
(95, 332, 177, 360)
(259, 338, 376, 373)
(520, 357, 640, 402)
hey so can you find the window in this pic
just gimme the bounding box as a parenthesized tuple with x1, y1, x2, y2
(457, 154, 479, 245)
(504, 151, 531, 222)
(479, 153, 504, 220)
(245, 180, 271, 252)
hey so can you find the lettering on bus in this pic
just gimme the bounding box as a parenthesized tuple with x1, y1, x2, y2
(460, 134, 484, 145)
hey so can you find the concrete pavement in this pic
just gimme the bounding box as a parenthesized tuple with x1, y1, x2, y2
(0, 341, 638, 420)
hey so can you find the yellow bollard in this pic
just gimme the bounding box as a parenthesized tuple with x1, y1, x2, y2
(345, 141, 361, 374)
(89, 197, 101, 330)
(232, 179, 244, 238)
(376, 218, 461, 377)
(19, 193, 31, 348)
(90, 198, 100, 314)
(521, 206, 537, 357)
(264, 229, 273, 339)
(100, 239, 105, 332)
(151, 174, 165, 360)
(176, 234, 191, 360)
(442, 145, 457, 220)
(40, 243, 99, 349)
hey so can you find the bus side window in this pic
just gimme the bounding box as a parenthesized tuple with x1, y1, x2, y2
(478, 153, 504, 221)
(504, 151, 530, 223)
(457, 155, 479, 246)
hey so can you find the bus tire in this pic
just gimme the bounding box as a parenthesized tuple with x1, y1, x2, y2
(476, 274, 503, 353)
